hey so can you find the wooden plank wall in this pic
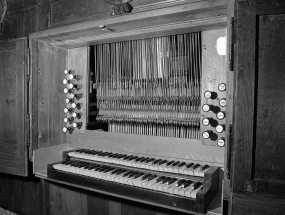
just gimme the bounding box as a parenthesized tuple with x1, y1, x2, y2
(255, 14, 285, 182)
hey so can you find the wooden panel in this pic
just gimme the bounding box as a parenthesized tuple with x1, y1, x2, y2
(255, 14, 285, 181)
(37, 41, 67, 149)
(257, 0, 285, 15)
(201, 29, 227, 146)
(230, 0, 256, 193)
(37, 0, 52, 31)
(45, 181, 88, 215)
(50, 0, 227, 27)
(6, 0, 38, 12)
(232, 193, 285, 215)
(0, 6, 37, 40)
(44, 180, 186, 215)
(0, 38, 28, 176)
(0, 174, 41, 215)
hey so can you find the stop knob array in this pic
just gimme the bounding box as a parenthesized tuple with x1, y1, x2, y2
(63, 70, 83, 133)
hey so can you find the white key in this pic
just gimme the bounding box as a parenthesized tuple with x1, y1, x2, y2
(145, 177, 159, 189)
(191, 185, 203, 198)
(151, 181, 161, 191)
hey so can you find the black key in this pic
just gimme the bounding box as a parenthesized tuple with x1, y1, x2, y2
(172, 161, 180, 167)
(135, 157, 145, 162)
(128, 156, 138, 161)
(84, 150, 92, 154)
(96, 151, 106, 156)
(128, 172, 139, 178)
(140, 157, 149, 162)
(98, 166, 109, 172)
(116, 170, 127, 175)
(77, 163, 86, 168)
(167, 178, 178, 185)
(158, 160, 168, 165)
(108, 153, 117, 158)
(178, 162, 186, 168)
(90, 150, 100, 155)
(201, 164, 209, 170)
(156, 176, 165, 183)
(111, 154, 121, 159)
(70, 162, 78, 167)
(145, 158, 155, 163)
(133, 173, 144, 179)
(166, 161, 175, 166)
(192, 182, 202, 190)
(141, 174, 152, 180)
(101, 166, 112, 172)
(176, 179, 186, 187)
(62, 160, 71, 165)
(99, 152, 110, 157)
(117, 154, 128, 159)
(83, 165, 91, 169)
(182, 180, 192, 188)
(103, 167, 115, 173)
(192, 164, 200, 169)
(84, 149, 93, 153)
(161, 177, 171, 184)
(129, 172, 141, 179)
(76, 149, 85, 153)
(123, 155, 133, 160)
(123, 171, 134, 177)
(147, 175, 157, 181)
(153, 159, 162, 164)
(94, 166, 105, 171)
(87, 165, 97, 170)
(110, 169, 120, 174)
(186, 163, 194, 168)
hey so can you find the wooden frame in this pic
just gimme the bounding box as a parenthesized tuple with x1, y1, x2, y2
(30, 2, 229, 214)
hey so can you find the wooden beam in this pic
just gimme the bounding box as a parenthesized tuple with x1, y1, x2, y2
(231, 0, 256, 193)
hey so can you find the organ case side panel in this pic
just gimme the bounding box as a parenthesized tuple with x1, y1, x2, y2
(36, 41, 67, 149)
(0, 38, 29, 176)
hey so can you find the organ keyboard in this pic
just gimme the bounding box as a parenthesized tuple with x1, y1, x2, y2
(47, 148, 220, 214)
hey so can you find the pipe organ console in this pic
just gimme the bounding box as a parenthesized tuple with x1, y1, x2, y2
(48, 148, 220, 214)
(34, 27, 227, 214)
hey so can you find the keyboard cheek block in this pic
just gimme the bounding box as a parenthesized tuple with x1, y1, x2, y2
(47, 162, 219, 214)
